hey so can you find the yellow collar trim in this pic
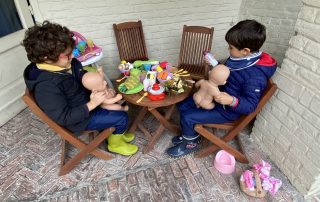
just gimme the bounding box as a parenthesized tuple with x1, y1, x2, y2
(36, 63, 71, 72)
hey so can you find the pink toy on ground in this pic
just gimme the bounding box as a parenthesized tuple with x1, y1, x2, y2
(240, 160, 283, 197)
(241, 170, 255, 190)
(253, 160, 271, 180)
(214, 150, 235, 174)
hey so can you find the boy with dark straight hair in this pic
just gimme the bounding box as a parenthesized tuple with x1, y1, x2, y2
(167, 19, 277, 157)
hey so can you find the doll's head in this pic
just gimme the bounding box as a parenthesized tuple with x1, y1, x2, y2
(208, 65, 230, 86)
(82, 72, 107, 92)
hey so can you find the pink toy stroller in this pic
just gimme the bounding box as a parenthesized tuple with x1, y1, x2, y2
(72, 31, 102, 62)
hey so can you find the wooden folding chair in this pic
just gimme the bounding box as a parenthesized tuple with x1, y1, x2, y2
(178, 25, 214, 80)
(194, 79, 277, 163)
(113, 20, 148, 63)
(22, 89, 115, 176)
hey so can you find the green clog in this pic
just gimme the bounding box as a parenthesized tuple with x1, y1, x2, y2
(107, 134, 138, 156)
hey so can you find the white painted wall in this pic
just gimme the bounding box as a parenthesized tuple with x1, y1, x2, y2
(239, 0, 302, 65)
(30, 0, 242, 79)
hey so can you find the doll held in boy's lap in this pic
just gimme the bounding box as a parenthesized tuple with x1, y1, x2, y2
(82, 70, 129, 111)
(193, 64, 230, 110)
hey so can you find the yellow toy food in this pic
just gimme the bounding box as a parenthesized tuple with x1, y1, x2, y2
(124, 76, 140, 90)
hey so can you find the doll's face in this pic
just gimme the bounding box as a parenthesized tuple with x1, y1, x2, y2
(94, 75, 108, 92)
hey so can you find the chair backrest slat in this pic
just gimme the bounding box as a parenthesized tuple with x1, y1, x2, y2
(178, 25, 214, 80)
(113, 20, 148, 63)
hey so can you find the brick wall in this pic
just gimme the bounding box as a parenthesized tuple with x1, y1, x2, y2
(239, 0, 302, 65)
(251, 0, 320, 198)
(30, 0, 241, 79)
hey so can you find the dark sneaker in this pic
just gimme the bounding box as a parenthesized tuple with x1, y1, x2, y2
(172, 135, 201, 145)
(166, 141, 200, 158)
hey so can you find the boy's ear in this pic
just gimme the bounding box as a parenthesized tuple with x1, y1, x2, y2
(43, 57, 54, 64)
(241, 48, 251, 56)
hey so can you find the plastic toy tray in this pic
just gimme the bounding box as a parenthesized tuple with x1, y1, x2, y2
(72, 31, 102, 62)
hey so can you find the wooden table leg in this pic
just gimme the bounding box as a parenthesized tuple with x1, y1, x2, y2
(148, 104, 181, 135)
(143, 124, 165, 154)
(137, 123, 152, 140)
(129, 107, 148, 133)
(143, 105, 177, 154)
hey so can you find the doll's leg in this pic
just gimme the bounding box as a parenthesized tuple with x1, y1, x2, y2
(101, 103, 128, 111)
(177, 96, 198, 112)
(199, 100, 215, 110)
(193, 93, 202, 108)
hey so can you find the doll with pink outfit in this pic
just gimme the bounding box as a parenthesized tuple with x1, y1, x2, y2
(240, 160, 282, 197)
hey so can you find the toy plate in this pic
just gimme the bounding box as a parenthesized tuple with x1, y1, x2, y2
(118, 83, 144, 94)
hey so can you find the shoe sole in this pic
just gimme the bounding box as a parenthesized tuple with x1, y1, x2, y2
(167, 147, 200, 159)
(172, 139, 202, 146)
(107, 146, 138, 156)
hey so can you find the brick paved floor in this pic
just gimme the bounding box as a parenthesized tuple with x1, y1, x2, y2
(0, 107, 307, 202)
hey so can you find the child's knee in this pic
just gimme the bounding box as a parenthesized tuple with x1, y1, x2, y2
(180, 113, 193, 125)
(116, 111, 128, 126)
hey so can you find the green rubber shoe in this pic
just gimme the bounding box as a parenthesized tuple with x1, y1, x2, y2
(107, 134, 138, 156)
(122, 132, 135, 142)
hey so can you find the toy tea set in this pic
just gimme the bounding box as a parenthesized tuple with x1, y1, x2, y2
(117, 60, 191, 102)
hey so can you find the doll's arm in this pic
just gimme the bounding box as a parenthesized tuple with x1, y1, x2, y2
(97, 67, 104, 76)
(195, 79, 204, 88)
(101, 103, 128, 111)
(106, 87, 116, 97)
(208, 86, 221, 97)
(102, 93, 123, 104)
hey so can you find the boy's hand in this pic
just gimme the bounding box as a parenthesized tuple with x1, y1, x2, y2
(214, 92, 233, 105)
(87, 91, 106, 111)
(204, 57, 210, 65)
(203, 53, 216, 65)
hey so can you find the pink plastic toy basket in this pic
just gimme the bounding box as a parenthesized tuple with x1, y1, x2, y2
(72, 31, 102, 62)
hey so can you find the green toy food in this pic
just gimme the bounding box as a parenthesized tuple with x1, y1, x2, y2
(133, 60, 159, 68)
(118, 76, 143, 94)
(83, 66, 97, 72)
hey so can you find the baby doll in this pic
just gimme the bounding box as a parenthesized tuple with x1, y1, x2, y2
(193, 64, 230, 110)
(82, 68, 128, 111)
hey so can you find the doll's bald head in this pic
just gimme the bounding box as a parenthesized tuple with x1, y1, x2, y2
(82, 72, 107, 92)
(209, 65, 230, 86)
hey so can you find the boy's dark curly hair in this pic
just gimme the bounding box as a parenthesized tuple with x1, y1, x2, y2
(225, 19, 266, 53)
(22, 21, 75, 63)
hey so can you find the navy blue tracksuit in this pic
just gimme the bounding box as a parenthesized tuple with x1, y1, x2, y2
(179, 52, 277, 140)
